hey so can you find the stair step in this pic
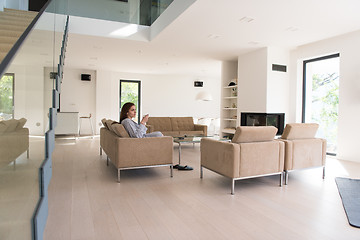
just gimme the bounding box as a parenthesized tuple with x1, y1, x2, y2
(0, 18, 31, 27)
(0, 43, 13, 52)
(3, 8, 37, 19)
(0, 24, 27, 32)
(0, 52, 6, 64)
(0, 29, 23, 38)
(0, 14, 34, 24)
(4, 8, 38, 17)
(0, 36, 18, 44)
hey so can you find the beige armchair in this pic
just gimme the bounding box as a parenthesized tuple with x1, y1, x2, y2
(200, 126, 284, 194)
(279, 123, 326, 184)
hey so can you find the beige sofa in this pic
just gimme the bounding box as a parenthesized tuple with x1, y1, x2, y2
(0, 118, 29, 168)
(146, 117, 207, 137)
(100, 119, 174, 182)
(201, 126, 284, 194)
(279, 123, 326, 184)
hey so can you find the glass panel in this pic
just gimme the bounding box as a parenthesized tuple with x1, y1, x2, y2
(304, 56, 339, 155)
(0, 0, 68, 238)
(0, 74, 14, 120)
(120, 80, 140, 123)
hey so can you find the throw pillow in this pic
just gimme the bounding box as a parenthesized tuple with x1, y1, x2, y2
(16, 118, 27, 130)
(111, 124, 130, 138)
(0, 121, 7, 134)
(101, 118, 108, 129)
(4, 119, 19, 132)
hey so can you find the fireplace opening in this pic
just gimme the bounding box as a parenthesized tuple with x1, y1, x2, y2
(240, 112, 285, 135)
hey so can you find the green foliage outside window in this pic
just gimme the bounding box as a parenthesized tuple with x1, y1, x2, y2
(311, 72, 339, 153)
(120, 81, 139, 123)
(0, 74, 14, 120)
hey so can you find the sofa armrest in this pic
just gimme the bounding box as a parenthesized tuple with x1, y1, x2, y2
(115, 136, 173, 168)
(200, 138, 240, 178)
(194, 124, 207, 136)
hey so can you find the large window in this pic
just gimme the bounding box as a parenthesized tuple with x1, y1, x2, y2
(119, 80, 141, 123)
(303, 54, 339, 155)
(0, 73, 14, 120)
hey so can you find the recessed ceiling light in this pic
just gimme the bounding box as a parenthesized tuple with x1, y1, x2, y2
(207, 34, 220, 39)
(286, 27, 299, 32)
(239, 17, 255, 23)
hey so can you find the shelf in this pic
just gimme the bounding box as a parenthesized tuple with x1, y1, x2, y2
(223, 96, 237, 99)
(223, 85, 237, 89)
(222, 128, 236, 134)
(223, 108, 237, 110)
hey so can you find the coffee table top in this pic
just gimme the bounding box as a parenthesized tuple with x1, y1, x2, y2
(173, 135, 231, 144)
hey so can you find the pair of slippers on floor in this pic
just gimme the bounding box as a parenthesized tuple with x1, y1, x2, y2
(173, 164, 193, 170)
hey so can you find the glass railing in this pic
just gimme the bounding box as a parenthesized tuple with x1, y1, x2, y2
(0, 0, 68, 239)
(47, 0, 174, 26)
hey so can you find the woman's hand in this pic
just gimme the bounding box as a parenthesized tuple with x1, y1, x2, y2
(140, 114, 149, 125)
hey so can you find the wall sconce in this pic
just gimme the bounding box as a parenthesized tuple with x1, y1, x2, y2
(196, 91, 213, 101)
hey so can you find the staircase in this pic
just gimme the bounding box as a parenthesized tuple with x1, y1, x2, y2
(0, 8, 37, 63)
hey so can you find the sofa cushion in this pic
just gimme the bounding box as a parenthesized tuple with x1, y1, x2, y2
(179, 131, 204, 137)
(16, 118, 27, 130)
(0, 121, 7, 134)
(111, 123, 130, 138)
(281, 123, 319, 140)
(162, 131, 181, 137)
(3, 119, 19, 133)
(147, 117, 172, 131)
(232, 126, 277, 143)
(171, 117, 194, 131)
(105, 120, 117, 132)
(101, 118, 108, 129)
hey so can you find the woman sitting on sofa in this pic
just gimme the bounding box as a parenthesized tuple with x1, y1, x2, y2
(120, 102, 163, 138)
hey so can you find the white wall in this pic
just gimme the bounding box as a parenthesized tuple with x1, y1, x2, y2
(266, 47, 290, 121)
(95, 70, 221, 134)
(7, 65, 45, 135)
(61, 68, 96, 135)
(237, 48, 268, 113)
(290, 30, 360, 163)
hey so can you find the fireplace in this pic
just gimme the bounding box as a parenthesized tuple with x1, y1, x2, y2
(240, 112, 285, 135)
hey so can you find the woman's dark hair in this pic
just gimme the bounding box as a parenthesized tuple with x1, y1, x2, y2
(120, 102, 135, 123)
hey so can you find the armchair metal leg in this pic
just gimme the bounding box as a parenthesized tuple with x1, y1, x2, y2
(27, 148, 29, 158)
(170, 165, 173, 177)
(231, 179, 235, 195)
(100, 147, 102, 155)
(117, 169, 120, 183)
(284, 170, 289, 185)
(107, 156, 109, 166)
(200, 166, 203, 178)
(280, 172, 283, 186)
(323, 166, 326, 179)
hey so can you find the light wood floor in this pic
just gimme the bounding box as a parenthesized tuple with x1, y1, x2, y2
(44, 137, 360, 240)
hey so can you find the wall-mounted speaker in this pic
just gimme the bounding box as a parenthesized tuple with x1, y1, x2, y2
(194, 81, 203, 87)
(50, 72, 57, 79)
(81, 74, 91, 81)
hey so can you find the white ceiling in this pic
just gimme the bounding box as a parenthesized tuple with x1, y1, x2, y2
(64, 0, 360, 77)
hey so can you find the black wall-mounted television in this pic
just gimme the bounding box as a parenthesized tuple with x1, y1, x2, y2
(240, 112, 285, 135)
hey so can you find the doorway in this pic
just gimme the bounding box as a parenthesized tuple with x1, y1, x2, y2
(119, 80, 141, 123)
(303, 53, 339, 155)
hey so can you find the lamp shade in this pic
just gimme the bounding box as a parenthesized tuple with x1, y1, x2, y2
(196, 91, 213, 101)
